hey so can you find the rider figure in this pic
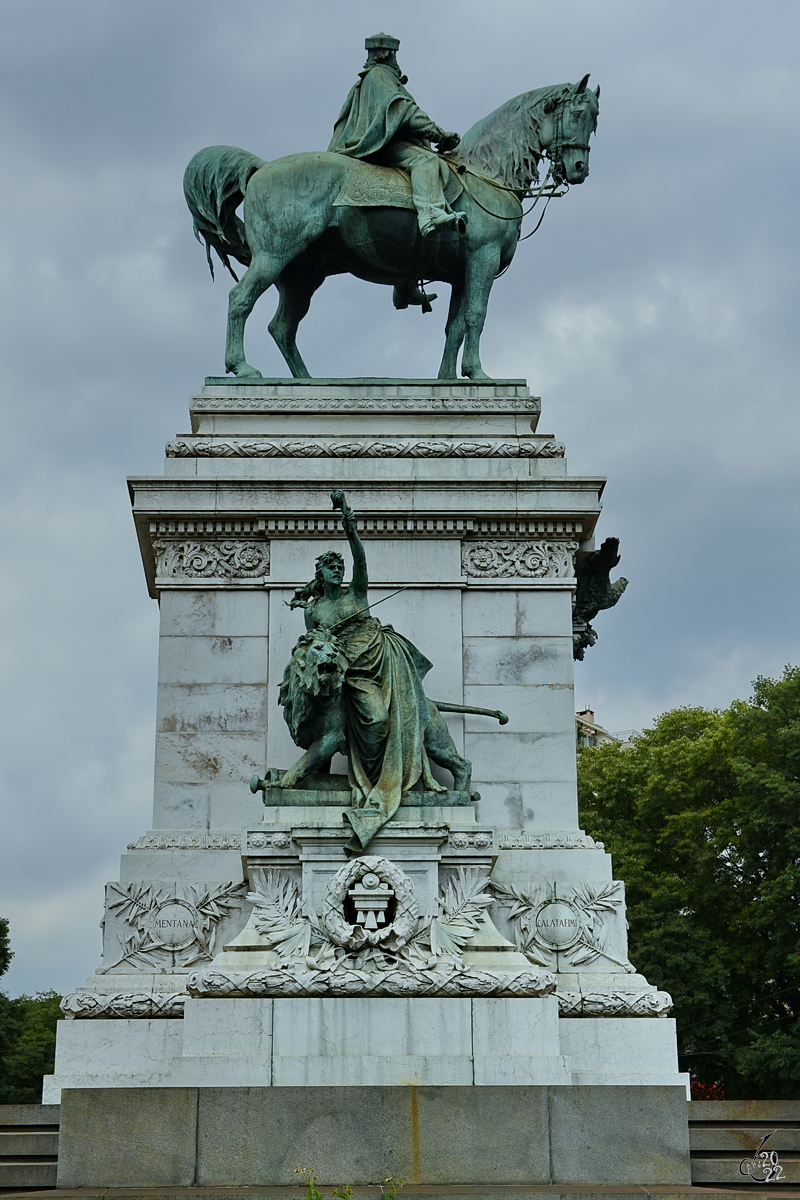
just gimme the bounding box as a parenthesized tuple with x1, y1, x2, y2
(328, 33, 466, 245)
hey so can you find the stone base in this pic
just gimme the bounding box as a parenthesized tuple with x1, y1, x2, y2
(43, 997, 688, 1101)
(56, 1084, 691, 1188)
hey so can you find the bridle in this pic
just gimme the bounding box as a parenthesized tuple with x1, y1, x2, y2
(547, 99, 593, 186)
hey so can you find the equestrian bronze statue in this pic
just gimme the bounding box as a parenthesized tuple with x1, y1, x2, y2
(184, 33, 599, 381)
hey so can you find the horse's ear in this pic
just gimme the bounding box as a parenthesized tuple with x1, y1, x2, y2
(595, 84, 600, 99)
(575, 73, 590, 93)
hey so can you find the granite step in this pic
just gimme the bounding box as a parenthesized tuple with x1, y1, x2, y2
(0, 1105, 60, 1192)
(689, 1101, 800, 1187)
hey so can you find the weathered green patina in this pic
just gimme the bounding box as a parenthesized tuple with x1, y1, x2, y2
(267, 491, 507, 854)
(573, 537, 629, 660)
(184, 34, 599, 381)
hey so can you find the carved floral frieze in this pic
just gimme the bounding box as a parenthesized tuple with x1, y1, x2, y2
(61, 991, 187, 1020)
(461, 540, 578, 579)
(557, 990, 673, 1017)
(166, 437, 565, 459)
(152, 538, 269, 580)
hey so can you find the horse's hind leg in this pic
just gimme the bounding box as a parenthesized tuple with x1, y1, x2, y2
(225, 251, 284, 377)
(269, 264, 326, 379)
(438, 282, 465, 380)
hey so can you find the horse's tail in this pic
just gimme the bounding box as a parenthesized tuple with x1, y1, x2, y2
(183, 145, 266, 281)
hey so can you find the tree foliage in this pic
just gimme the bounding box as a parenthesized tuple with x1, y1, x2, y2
(0, 918, 11, 980)
(0, 920, 62, 1103)
(577, 667, 800, 1099)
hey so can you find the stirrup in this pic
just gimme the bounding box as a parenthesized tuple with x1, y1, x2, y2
(393, 282, 438, 312)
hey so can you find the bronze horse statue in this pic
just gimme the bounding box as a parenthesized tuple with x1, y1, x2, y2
(184, 76, 599, 380)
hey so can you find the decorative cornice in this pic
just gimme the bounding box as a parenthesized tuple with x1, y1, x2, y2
(192, 395, 538, 414)
(147, 517, 582, 539)
(462, 540, 578, 578)
(166, 437, 564, 460)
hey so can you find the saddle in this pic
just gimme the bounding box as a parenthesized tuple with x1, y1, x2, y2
(332, 158, 464, 211)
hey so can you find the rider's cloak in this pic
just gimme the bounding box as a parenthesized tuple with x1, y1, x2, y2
(328, 63, 443, 158)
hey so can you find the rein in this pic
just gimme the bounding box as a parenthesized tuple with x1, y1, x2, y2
(441, 157, 567, 239)
(440, 93, 591, 237)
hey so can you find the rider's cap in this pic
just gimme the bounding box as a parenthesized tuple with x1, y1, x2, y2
(365, 33, 400, 51)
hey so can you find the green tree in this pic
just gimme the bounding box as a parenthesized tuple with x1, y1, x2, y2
(577, 666, 800, 1099)
(0, 918, 11, 979)
(0, 920, 62, 1103)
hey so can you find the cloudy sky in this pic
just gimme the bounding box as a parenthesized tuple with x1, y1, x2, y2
(0, 0, 798, 996)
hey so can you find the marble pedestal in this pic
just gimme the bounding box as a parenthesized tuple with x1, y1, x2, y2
(48, 379, 688, 1183)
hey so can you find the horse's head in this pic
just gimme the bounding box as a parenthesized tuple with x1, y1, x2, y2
(544, 75, 600, 186)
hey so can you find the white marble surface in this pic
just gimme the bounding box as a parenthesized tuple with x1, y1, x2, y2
(270, 538, 463, 585)
(560, 1017, 691, 1094)
(159, 589, 269, 637)
(44, 996, 689, 1099)
(166, 457, 568, 485)
(182, 998, 271, 1058)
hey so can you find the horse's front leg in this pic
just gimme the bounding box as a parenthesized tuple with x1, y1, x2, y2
(224, 252, 279, 377)
(460, 245, 501, 380)
(438, 282, 465, 380)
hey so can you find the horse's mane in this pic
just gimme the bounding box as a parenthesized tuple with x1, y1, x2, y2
(458, 83, 577, 191)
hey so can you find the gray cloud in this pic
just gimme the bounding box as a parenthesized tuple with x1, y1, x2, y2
(0, 0, 798, 994)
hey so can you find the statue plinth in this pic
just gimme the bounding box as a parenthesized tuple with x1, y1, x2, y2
(49, 378, 689, 1190)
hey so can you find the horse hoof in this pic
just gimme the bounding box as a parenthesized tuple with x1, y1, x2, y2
(229, 362, 263, 379)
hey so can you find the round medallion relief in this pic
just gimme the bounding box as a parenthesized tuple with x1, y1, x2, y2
(147, 899, 199, 951)
(533, 899, 582, 951)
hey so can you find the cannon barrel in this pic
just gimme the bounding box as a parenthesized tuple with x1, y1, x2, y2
(431, 701, 509, 725)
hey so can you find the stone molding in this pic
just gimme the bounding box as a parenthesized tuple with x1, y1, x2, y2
(462, 540, 578, 579)
(192, 395, 538, 414)
(558, 989, 674, 1017)
(498, 832, 603, 850)
(61, 991, 187, 1019)
(147, 516, 582, 541)
(129, 832, 243, 851)
(166, 437, 565, 459)
(188, 962, 555, 999)
(153, 538, 269, 581)
(447, 831, 494, 850)
(59, 985, 673, 1019)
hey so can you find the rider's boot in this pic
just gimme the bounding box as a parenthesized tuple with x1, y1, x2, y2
(419, 208, 468, 239)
